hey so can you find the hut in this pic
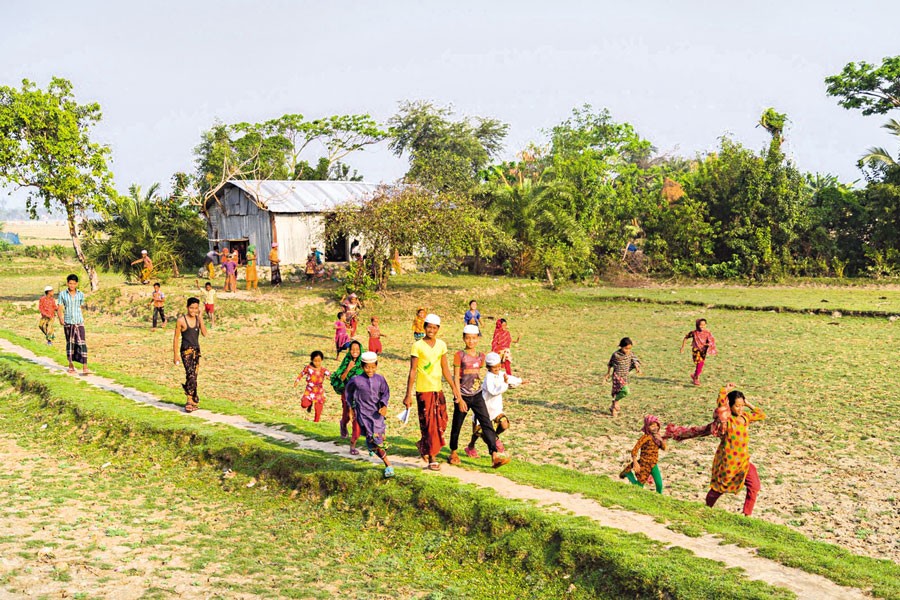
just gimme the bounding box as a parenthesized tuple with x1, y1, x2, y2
(205, 180, 381, 265)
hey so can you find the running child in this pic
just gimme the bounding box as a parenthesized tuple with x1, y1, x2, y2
(490, 318, 520, 375)
(149, 282, 167, 330)
(334, 312, 351, 359)
(331, 340, 364, 454)
(681, 318, 717, 386)
(603, 337, 642, 417)
(367, 316, 384, 353)
(294, 350, 331, 422)
(464, 351, 519, 462)
(412, 307, 426, 341)
(341, 293, 362, 337)
(345, 351, 394, 478)
(38, 285, 57, 345)
(619, 415, 666, 494)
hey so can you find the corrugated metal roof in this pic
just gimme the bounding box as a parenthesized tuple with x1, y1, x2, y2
(226, 180, 382, 214)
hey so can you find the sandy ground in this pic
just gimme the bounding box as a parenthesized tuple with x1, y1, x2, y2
(2, 220, 71, 246)
(0, 338, 873, 600)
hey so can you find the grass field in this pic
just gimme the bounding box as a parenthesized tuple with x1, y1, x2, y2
(1, 252, 898, 569)
(1, 220, 71, 247)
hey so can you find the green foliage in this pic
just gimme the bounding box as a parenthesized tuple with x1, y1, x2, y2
(388, 101, 509, 195)
(825, 56, 900, 116)
(83, 183, 206, 277)
(0, 77, 116, 288)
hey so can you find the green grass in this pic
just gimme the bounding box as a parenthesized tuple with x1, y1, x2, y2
(0, 357, 795, 600)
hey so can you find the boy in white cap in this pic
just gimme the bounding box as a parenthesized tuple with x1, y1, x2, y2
(465, 352, 522, 457)
(450, 325, 508, 468)
(130, 250, 153, 284)
(345, 351, 394, 478)
(38, 285, 57, 345)
(403, 313, 464, 471)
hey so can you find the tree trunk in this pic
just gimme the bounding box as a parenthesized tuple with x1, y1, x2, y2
(545, 266, 555, 288)
(65, 201, 99, 290)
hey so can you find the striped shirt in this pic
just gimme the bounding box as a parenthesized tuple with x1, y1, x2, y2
(608, 350, 641, 379)
(58, 290, 86, 325)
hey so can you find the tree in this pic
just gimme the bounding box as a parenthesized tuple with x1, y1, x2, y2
(326, 185, 507, 290)
(0, 77, 116, 289)
(388, 101, 508, 194)
(860, 118, 900, 169)
(825, 56, 900, 116)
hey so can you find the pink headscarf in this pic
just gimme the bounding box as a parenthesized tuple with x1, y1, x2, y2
(642, 415, 662, 447)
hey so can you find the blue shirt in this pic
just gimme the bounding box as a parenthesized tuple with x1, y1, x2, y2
(464, 309, 481, 326)
(58, 289, 85, 325)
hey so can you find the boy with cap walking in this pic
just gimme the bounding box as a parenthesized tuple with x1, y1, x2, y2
(449, 325, 508, 468)
(345, 351, 394, 478)
(465, 351, 522, 458)
(403, 313, 464, 471)
(38, 285, 57, 345)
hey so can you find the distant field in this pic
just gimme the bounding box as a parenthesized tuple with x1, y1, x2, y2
(1, 220, 70, 246)
(1, 256, 899, 564)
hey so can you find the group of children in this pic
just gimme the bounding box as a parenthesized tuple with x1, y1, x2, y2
(614, 319, 767, 516)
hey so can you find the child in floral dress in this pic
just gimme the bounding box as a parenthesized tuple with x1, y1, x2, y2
(603, 337, 642, 417)
(681, 318, 717, 386)
(294, 350, 331, 422)
(619, 415, 666, 494)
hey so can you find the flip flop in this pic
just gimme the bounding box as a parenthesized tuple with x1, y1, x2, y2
(427, 462, 441, 471)
(464, 446, 478, 459)
(349, 447, 360, 456)
(491, 455, 510, 469)
(383, 466, 395, 478)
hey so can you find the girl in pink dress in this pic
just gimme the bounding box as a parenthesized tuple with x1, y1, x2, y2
(294, 350, 331, 422)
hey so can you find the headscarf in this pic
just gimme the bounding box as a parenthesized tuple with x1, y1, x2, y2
(330, 341, 364, 394)
(642, 414, 664, 447)
(491, 319, 512, 353)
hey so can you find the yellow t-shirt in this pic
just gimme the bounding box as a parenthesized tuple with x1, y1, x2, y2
(203, 289, 216, 305)
(410, 338, 447, 393)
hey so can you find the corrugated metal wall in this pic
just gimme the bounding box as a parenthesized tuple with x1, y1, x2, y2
(207, 187, 274, 264)
(272, 213, 327, 265)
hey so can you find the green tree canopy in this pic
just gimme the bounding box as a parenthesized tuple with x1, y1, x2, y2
(0, 77, 116, 289)
(826, 56, 900, 116)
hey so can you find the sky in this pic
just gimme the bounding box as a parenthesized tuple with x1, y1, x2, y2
(2, 0, 899, 209)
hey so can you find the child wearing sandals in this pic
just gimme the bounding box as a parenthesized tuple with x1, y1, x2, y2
(464, 351, 519, 461)
(619, 415, 666, 494)
(345, 351, 394, 478)
(603, 337, 642, 417)
(293, 350, 331, 422)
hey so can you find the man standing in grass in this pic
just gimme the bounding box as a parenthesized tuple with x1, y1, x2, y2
(130, 249, 153, 284)
(57, 274, 89, 375)
(38, 285, 57, 345)
(403, 313, 464, 471)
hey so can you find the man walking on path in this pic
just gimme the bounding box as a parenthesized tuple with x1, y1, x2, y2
(57, 274, 89, 375)
(403, 313, 464, 471)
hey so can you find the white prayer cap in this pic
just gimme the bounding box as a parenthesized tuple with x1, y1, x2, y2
(44, 285, 54, 292)
(361, 351, 378, 364)
(485, 352, 502, 366)
(141, 249, 147, 254)
(424, 313, 441, 326)
(462, 324, 480, 335)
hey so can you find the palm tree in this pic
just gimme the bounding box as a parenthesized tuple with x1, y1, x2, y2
(861, 118, 900, 167)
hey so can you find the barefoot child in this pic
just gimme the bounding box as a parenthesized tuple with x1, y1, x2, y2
(173, 297, 208, 412)
(449, 326, 508, 468)
(149, 282, 167, 330)
(196, 280, 217, 329)
(38, 286, 57, 345)
(681, 318, 717, 385)
(345, 351, 395, 478)
(412, 307, 426, 341)
(490, 318, 520, 375)
(334, 312, 351, 359)
(603, 337, 642, 417)
(367, 316, 384, 353)
(464, 351, 518, 464)
(294, 351, 331, 421)
(619, 415, 666, 494)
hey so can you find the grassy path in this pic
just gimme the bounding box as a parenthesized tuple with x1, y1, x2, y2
(0, 338, 871, 600)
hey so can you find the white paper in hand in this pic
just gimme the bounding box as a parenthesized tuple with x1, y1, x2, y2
(396, 408, 411, 425)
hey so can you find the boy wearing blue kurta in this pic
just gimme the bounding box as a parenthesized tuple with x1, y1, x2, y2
(346, 351, 394, 478)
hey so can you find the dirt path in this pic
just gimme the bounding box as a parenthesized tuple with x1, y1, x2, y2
(0, 338, 871, 599)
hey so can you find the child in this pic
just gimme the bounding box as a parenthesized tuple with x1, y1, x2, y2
(305, 254, 316, 283)
(149, 282, 167, 330)
(619, 415, 666, 494)
(331, 341, 364, 454)
(222, 249, 238, 293)
(681, 318, 717, 386)
(341, 293, 362, 337)
(463, 299, 482, 327)
(367, 316, 384, 353)
(294, 350, 331, 422)
(196, 280, 216, 329)
(38, 285, 57, 345)
(334, 312, 351, 359)
(412, 307, 426, 341)
(464, 351, 518, 465)
(450, 326, 508, 468)
(490, 318, 520, 375)
(345, 351, 394, 478)
(603, 337, 642, 417)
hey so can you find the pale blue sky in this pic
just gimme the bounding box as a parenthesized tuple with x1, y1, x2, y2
(2, 0, 899, 206)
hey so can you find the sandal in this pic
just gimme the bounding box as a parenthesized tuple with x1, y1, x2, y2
(491, 455, 510, 469)
(448, 451, 461, 465)
(383, 466, 395, 478)
(349, 447, 360, 456)
(463, 446, 478, 459)
(427, 462, 441, 471)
